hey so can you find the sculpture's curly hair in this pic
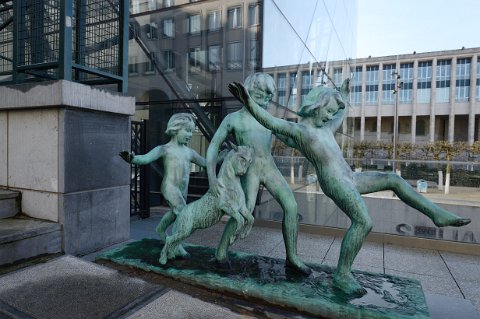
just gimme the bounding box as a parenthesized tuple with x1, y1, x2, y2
(244, 72, 276, 97)
(297, 86, 346, 118)
(165, 113, 195, 136)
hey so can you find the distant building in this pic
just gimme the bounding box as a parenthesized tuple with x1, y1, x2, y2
(265, 47, 480, 145)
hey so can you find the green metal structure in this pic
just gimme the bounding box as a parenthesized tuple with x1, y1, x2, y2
(0, 0, 129, 92)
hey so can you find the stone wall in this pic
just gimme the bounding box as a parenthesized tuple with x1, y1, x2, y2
(0, 81, 135, 255)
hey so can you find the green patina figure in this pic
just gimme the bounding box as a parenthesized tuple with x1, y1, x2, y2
(159, 145, 253, 264)
(120, 113, 205, 258)
(228, 78, 471, 296)
(207, 73, 311, 275)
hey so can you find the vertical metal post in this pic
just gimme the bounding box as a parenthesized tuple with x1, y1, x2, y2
(393, 72, 401, 172)
(74, 0, 87, 82)
(118, 0, 129, 93)
(59, 0, 73, 80)
(139, 119, 150, 219)
(12, 0, 23, 83)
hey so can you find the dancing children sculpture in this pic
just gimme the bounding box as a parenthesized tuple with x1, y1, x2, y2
(120, 113, 206, 258)
(228, 78, 471, 296)
(159, 145, 253, 265)
(206, 73, 310, 274)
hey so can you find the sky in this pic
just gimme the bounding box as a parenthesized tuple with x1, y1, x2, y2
(356, 0, 480, 58)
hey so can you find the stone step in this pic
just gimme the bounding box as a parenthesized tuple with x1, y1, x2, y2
(0, 190, 20, 219)
(0, 216, 62, 266)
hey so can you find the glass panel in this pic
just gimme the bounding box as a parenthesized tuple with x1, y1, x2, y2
(436, 59, 451, 102)
(456, 58, 471, 101)
(227, 6, 242, 29)
(208, 10, 221, 31)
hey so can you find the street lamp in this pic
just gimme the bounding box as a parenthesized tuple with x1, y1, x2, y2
(392, 72, 402, 173)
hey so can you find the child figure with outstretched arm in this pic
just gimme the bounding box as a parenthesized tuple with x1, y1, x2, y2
(228, 79, 471, 296)
(120, 113, 206, 259)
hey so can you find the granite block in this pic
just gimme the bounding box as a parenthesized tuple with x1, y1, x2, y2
(62, 109, 130, 193)
(61, 186, 130, 255)
(8, 109, 59, 192)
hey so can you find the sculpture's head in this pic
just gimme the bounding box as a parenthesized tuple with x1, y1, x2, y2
(297, 79, 350, 127)
(226, 145, 253, 176)
(244, 73, 276, 108)
(165, 113, 195, 145)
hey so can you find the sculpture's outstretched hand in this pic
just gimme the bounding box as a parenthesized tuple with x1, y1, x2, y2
(228, 82, 250, 106)
(119, 151, 134, 163)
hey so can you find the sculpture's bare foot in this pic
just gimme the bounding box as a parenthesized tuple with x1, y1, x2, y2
(286, 257, 312, 275)
(213, 257, 232, 270)
(159, 252, 168, 265)
(175, 245, 191, 259)
(333, 273, 367, 296)
(434, 216, 471, 228)
(240, 221, 253, 239)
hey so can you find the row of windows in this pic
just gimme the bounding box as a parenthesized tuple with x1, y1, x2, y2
(129, 41, 256, 74)
(141, 4, 260, 39)
(131, 0, 174, 14)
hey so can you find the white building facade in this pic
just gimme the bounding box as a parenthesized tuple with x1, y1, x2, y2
(266, 47, 480, 145)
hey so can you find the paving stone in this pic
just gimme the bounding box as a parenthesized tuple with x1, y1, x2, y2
(440, 251, 480, 265)
(126, 290, 251, 319)
(385, 269, 463, 298)
(0, 255, 164, 319)
(455, 279, 480, 314)
(425, 293, 480, 319)
(384, 244, 451, 277)
(324, 237, 384, 269)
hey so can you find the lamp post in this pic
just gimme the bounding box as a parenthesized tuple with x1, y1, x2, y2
(392, 72, 402, 173)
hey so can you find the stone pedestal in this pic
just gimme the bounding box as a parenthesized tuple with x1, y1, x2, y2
(0, 81, 135, 255)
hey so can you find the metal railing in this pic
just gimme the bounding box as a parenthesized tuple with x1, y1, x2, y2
(0, 0, 129, 92)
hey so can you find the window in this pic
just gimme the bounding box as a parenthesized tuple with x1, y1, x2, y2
(248, 3, 259, 26)
(333, 67, 342, 86)
(147, 22, 158, 39)
(288, 73, 297, 108)
(163, 0, 173, 7)
(145, 52, 155, 74)
(277, 73, 286, 106)
(208, 10, 221, 32)
(350, 66, 362, 105)
(162, 50, 175, 70)
(129, 56, 138, 74)
(436, 59, 451, 102)
(131, 0, 140, 14)
(301, 71, 312, 103)
(399, 63, 413, 103)
(382, 64, 395, 104)
(188, 14, 201, 34)
(477, 57, 480, 101)
(148, 0, 156, 11)
(277, 73, 286, 90)
(278, 90, 286, 106)
(163, 19, 174, 38)
(365, 65, 379, 104)
(417, 61, 432, 103)
(456, 58, 471, 101)
(416, 119, 426, 136)
(228, 7, 242, 29)
(189, 47, 202, 72)
(208, 45, 221, 71)
(249, 38, 257, 69)
(227, 42, 242, 70)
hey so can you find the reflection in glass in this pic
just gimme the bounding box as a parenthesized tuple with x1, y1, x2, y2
(228, 6, 242, 29)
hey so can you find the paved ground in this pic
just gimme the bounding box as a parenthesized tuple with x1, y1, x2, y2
(0, 209, 479, 318)
(129, 211, 480, 318)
